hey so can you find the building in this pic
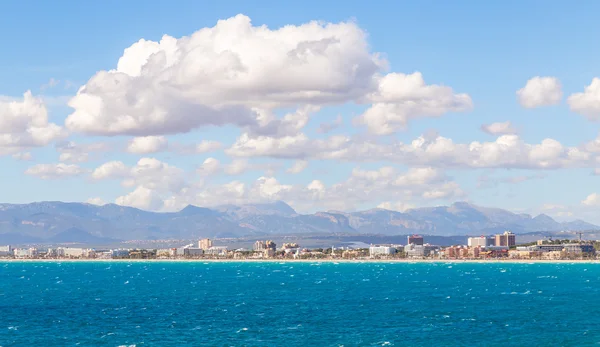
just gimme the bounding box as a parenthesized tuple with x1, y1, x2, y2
(184, 248, 204, 258)
(60, 247, 94, 258)
(518, 244, 565, 253)
(495, 231, 516, 247)
(542, 251, 564, 260)
(479, 246, 509, 258)
(407, 235, 424, 246)
(265, 240, 277, 251)
(129, 249, 156, 259)
(404, 244, 439, 258)
(0, 245, 12, 257)
(199, 238, 213, 250)
(254, 240, 276, 254)
(444, 246, 469, 258)
(509, 250, 541, 259)
(563, 243, 595, 255)
(469, 246, 482, 258)
(369, 246, 397, 257)
(13, 248, 37, 259)
(204, 246, 228, 256)
(156, 249, 177, 258)
(253, 241, 266, 251)
(468, 236, 495, 248)
(282, 243, 300, 256)
(111, 249, 130, 258)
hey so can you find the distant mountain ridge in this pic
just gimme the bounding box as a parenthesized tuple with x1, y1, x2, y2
(0, 201, 597, 244)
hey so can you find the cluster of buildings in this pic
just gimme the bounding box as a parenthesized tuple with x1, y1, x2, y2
(369, 235, 441, 258)
(1, 231, 597, 261)
(1, 246, 135, 259)
(367, 231, 597, 260)
(0, 238, 307, 260)
(511, 240, 596, 260)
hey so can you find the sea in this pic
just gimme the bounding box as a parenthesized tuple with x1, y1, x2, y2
(1, 261, 599, 346)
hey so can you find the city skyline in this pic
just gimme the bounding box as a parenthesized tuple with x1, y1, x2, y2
(3, 1, 600, 223)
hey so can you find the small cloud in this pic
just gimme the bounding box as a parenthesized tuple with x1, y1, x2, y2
(40, 78, 60, 91)
(317, 115, 343, 134)
(286, 160, 308, 174)
(12, 152, 33, 161)
(377, 201, 414, 212)
(86, 197, 106, 206)
(517, 76, 562, 108)
(25, 163, 88, 180)
(481, 121, 518, 136)
(582, 193, 600, 206)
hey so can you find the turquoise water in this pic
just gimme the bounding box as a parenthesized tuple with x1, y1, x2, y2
(1, 261, 599, 346)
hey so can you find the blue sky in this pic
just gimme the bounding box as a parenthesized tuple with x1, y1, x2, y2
(2, 0, 600, 222)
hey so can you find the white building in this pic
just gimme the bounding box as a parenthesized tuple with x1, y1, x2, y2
(198, 238, 213, 250)
(204, 246, 228, 256)
(13, 248, 37, 259)
(468, 236, 495, 248)
(369, 246, 397, 257)
(253, 241, 266, 251)
(404, 244, 439, 258)
(0, 245, 12, 257)
(60, 247, 93, 258)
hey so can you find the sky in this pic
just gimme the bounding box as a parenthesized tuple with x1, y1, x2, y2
(2, 0, 600, 222)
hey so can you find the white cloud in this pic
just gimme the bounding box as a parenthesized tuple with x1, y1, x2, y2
(477, 171, 546, 188)
(55, 140, 110, 163)
(92, 161, 129, 180)
(197, 157, 221, 176)
(0, 91, 66, 155)
(196, 157, 280, 177)
(40, 78, 60, 91)
(287, 160, 308, 174)
(59, 152, 89, 163)
(226, 132, 350, 159)
(226, 131, 600, 170)
(481, 121, 517, 135)
(116, 186, 164, 210)
(130, 165, 464, 213)
(65, 14, 384, 136)
(94, 158, 187, 211)
(224, 159, 249, 175)
(517, 76, 562, 108)
(568, 78, 600, 121)
(195, 140, 223, 153)
(12, 152, 33, 161)
(249, 105, 319, 137)
(317, 115, 343, 134)
(355, 72, 473, 135)
(582, 193, 600, 207)
(25, 163, 87, 180)
(377, 201, 414, 212)
(127, 136, 168, 154)
(86, 197, 106, 206)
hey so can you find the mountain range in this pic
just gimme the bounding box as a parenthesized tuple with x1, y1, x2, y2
(0, 201, 596, 244)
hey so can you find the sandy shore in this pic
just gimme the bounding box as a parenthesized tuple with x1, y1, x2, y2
(1, 258, 599, 264)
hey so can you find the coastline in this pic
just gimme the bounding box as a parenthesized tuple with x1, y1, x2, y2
(1, 258, 599, 264)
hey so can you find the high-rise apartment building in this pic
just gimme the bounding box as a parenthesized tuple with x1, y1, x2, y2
(495, 231, 516, 247)
(199, 238, 213, 250)
(407, 235, 424, 246)
(253, 241, 266, 251)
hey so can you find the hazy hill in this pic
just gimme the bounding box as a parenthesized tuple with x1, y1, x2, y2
(0, 201, 596, 243)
